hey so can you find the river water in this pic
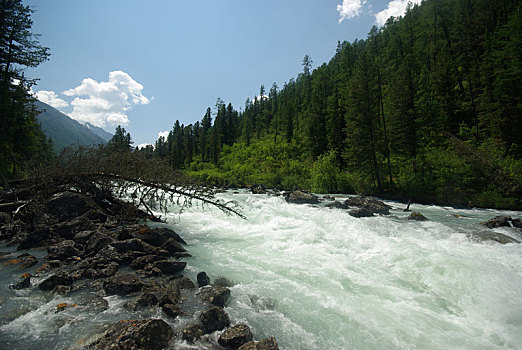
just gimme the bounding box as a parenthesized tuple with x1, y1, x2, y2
(1, 191, 521, 349)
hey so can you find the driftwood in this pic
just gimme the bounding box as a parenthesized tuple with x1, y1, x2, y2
(0, 200, 29, 212)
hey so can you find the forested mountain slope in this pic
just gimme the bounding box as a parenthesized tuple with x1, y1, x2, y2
(139, 0, 522, 209)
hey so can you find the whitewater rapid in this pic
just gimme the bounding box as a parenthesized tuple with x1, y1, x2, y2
(0, 190, 521, 349)
(163, 191, 522, 349)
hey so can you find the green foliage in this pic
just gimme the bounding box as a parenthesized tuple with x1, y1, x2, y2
(310, 150, 339, 193)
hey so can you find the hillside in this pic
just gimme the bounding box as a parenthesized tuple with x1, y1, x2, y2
(35, 100, 108, 152)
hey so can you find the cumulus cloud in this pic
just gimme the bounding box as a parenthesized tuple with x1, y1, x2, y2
(375, 0, 422, 26)
(158, 130, 169, 140)
(63, 70, 150, 127)
(137, 143, 153, 149)
(35, 90, 69, 109)
(337, 0, 365, 22)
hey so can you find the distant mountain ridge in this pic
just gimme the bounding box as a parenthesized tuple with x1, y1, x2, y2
(83, 122, 113, 142)
(35, 100, 110, 152)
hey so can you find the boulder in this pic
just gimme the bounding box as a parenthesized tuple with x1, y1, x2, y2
(88, 319, 173, 350)
(47, 240, 80, 260)
(130, 254, 163, 270)
(84, 262, 119, 279)
(162, 303, 185, 318)
(111, 238, 156, 254)
(512, 218, 522, 229)
(103, 274, 145, 295)
(73, 230, 94, 244)
(251, 185, 267, 195)
(198, 286, 231, 307)
(218, 324, 253, 349)
(85, 232, 114, 255)
(325, 201, 348, 209)
(344, 196, 391, 215)
(284, 191, 319, 205)
(152, 227, 187, 245)
(128, 225, 168, 246)
(239, 337, 279, 350)
(11, 276, 31, 290)
(91, 246, 122, 265)
(126, 292, 159, 310)
(151, 260, 186, 275)
(197, 271, 210, 287)
(480, 216, 512, 229)
(178, 277, 195, 289)
(39, 273, 74, 290)
(407, 212, 428, 221)
(348, 208, 374, 218)
(200, 306, 231, 333)
(51, 216, 97, 239)
(180, 323, 204, 343)
(161, 238, 187, 255)
(19, 255, 38, 269)
(0, 212, 11, 225)
(45, 192, 97, 221)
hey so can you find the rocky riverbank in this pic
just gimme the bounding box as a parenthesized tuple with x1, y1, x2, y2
(0, 184, 278, 350)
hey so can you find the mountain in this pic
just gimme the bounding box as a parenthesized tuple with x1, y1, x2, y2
(83, 122, 113, 142)
(34, 100, 107, 152)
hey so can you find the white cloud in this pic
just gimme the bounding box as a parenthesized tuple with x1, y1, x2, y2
(137, 143, 152, 149)
(158, 130, 169, 140)
(375, 0, 422, 26)
(35, 90, 69, 109)
(63, 70, 150, 127)
(337, 0, 364, 22)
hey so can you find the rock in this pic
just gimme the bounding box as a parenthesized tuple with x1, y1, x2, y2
(53, 285, 72, 294)
(344, 196, 391, 215)
(214, 276, 233, 287)
(151, 260, 186, 275)
(178, 277, 195, 289)
(180, 323, 204, 343)
(468, 232, 519, 244)
(512, 218, 522, 229)
(91, 246, 122, 265)
(251, 185, 267, 195)
(239, 337, 280, 350)
(126, 292, 159, 310)
(11, 276, 31, 290)
(73, 230, 94, 244)
(103, 274, 145, 295)
(39, 273, 74, 290)
(19, 255, 38, 269)
(197, 271, 210, 287)
(111, 238, 156, 254)
(128, 225, 168, 246)
(325, 201, 348, 209)
(198, 286, 231, 307)
(85, 232, 114, 255)
(88, 319, 173, 350)
(0, 212, 11, 225)
(480, 216, 512, 229)
(218, 324, 253, 349)
(284, 190, 319, 204)
(51, 216, 97, 239)
(323, 195, 335, 201)
(152, 227, 187, 245)
(200, 306, 231, 333)
(84, 262, 119, 279)
(47, 240, 80, 260)
(407, 212, 428, 221)
(45, 192, 97, 221)
(130, 254, 163, 270)
(162, 303, 185, 318)
(348, 208, 374, 218)
(161, 238, 187, 255)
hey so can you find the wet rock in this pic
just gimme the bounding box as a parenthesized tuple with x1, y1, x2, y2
(88, 319, 173, 350)
(84, 262, 119, 279)
(85, 232, 114, 255)
(325, 201, 348, 209)
(251, 185, 267, 195)
(198, 286, 231, 307)
(152, 227, 187, 245)
(51, 216, 97, 239)
(512, 218, 522, 229)
(82, 294, 109, 311)
(19, 255, 38, 269)
(344, 196, 391, 215)
(218, 324, 253, 349)
(111, 238, 155, 254)
(200, 306, 231, 333)
(348, 208, 374, 218)
(407, 212, 428, 221)
(47, 240, 80, 260)
(284, 190, 319, 204)
(11, 276, 31, 290)
(162, 303, 185, 318)
(239, 337, 279, 350)
(53, 285, 72, 294)
(45, 191, 97, 221)
(0, 212, 11, 225)
(128, 225, 168, 246)
(126, 291, 159, 310)
(17, 227, 49, 250)
(161, 238, 187, 255)
(214, 276, 234, 287)
(180, 323, 204, 343)
(91, 245, 122, 265)
(157, 282, 181, 306)
(151, 260, 186, 275)
(73, 230, 94, 244)
(103, 274, 145, 295)
(39, 273, 74, 290)
(468, 232, 519, 244)
(197, 271, 210, 287)
(480, 216, 512, 229)
(130, 254, 163, 270)
(178, 277, 195, 289)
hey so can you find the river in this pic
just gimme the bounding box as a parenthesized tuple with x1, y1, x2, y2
(1, 190, 521, 349)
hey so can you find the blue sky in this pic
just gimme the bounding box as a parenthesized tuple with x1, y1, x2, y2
(26, 0, 420, 146)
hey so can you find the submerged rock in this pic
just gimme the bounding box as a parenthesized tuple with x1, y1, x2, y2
(284, 191, 319, 205)
(480, 216, 512, 229)
(162, 303, 185, 318)
(407, 212, 428, 221)
(88, 319, 173, 350)
(344, 196, 391, 215)
(348, 208, 374, 218)
(200, 306, 231, 333)
(198, 286, 231, 307)
(219, 324, 253, 349)
(325, 201, 348, 209)
(468, 231, 519, 244)
(11, 276, 31, 290)
(180, 323, 204, 343)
